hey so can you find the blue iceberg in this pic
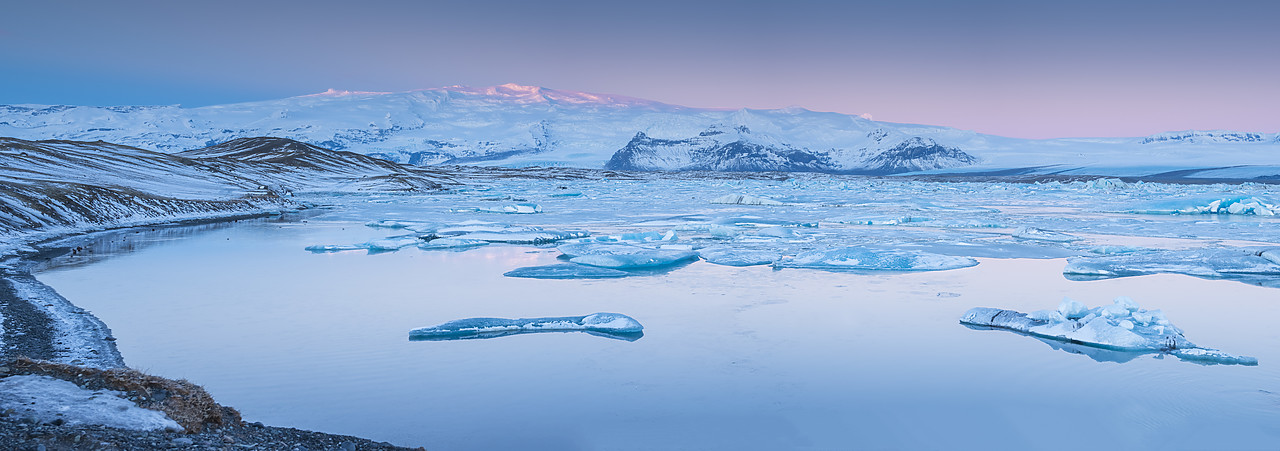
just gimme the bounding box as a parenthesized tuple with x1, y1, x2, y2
(773, 247, 978, 272)
(503, 263, 631, 279)
(961, 297, 1256, 366)
(409, 313, 644, 341)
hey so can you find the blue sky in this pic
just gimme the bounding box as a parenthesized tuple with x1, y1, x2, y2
(2, 0, 1277, 138)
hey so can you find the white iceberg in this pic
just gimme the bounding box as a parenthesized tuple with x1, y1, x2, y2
(409, 312, 643, 341)
(961, 297, 1256, 366)
(773, 247, 978, 271)
(503, 263, 631, 279)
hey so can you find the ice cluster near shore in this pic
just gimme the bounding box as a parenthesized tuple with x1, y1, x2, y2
(961, 297, 1257, 365)
(0, 375, 181, 431)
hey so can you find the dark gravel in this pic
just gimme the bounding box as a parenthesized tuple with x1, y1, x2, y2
(0, 414, 423, 451)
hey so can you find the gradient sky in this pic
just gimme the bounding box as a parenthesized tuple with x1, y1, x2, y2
(2, 0, 1277, 138)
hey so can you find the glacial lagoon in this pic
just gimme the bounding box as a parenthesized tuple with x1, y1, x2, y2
(34, 176, 1280, 450)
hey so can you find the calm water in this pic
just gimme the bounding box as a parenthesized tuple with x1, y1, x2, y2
(34, 182, 1280, 450)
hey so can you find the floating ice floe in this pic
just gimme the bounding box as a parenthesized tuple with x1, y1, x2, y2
(1012, 227, 1080, 242)
(0, 375, 182, 431)
(418, 237, 489, 250)
(570, 248, 699, 269)
(364, 219, 435, 230)
(503, 263, 632, 279)
(305, 235, 422, 253)
(460, 229, 589, 244)
(1129, 196, 1277, 216)
(1063, 248, 1280, 286)
(409, 312, 643, 341)
(696, 246, 783, 267)
(961, 297, 1257, 365)
(450, 203, 543, 214)
(773, 247, 978, 272)
(571, 230, 677, 243)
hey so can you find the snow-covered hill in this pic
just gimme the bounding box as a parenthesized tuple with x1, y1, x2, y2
(0, 137, 450, 237)
(2, 83, 1278, 179)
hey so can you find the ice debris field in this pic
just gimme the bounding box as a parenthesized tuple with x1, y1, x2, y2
(303, 176, 1280, 287)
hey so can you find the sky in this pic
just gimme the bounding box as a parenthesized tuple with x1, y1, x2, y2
(1, 0, 1277, 139)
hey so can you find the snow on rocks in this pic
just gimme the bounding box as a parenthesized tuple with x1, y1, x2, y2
(0, 375, 182, 431)
(773, 247, 978, 272)
(961, 297, 1257, 365)
(409, 313, 643, 341)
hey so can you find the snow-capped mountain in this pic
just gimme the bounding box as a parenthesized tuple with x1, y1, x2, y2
(2, 83, 1279, 179)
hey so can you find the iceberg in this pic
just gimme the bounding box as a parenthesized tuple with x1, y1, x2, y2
(710, 194, 785, 206)
(1129, 196, 1277, 216)
(773, 247, 978, 272)
(1064, 248, 1280, 286)
(696, 246, 783, 267)
(417, 237, 489, 250)
(961, 297, 1257, 366)
(570, 249, 699, 269)
(460, 229, 589, 244)
(409, 313, 644, 341)
(305, 235, 421, 253)
(503, 263, 631, 279)
(450, 203, 543, 214)
(365, 219, 434, 230)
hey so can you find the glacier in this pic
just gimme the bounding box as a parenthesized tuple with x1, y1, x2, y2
(408, 313, 643, 341)
(4, 84, 1280, 180)
(961, 297, 1257, 365)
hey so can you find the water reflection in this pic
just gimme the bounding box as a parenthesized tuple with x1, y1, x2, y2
(963, 325, 1258, 366)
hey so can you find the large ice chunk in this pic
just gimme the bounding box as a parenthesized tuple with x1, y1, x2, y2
(503, 263, 632, 279)
(460, 229, 590, 244)
(710, 194, 784, 206)
(451, 203, 543, 214)
(305, 235, 422, 253)
(570, 248, 699, 269)
(409, 313, 644, 341)
(960, 297, 1256, 365)
(773, 247, 978, 271)
(696, 246, 784, 267)
(1064, 248, 1280, 286)
(1129, 196, 1277, 216)
(418, 237, 490, 250)
(0, 375, 181, 431)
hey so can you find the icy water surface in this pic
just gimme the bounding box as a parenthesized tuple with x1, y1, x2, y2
(36, 177, 1280, 450)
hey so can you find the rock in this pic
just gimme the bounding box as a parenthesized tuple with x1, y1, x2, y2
(173, 437, 195, 446)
